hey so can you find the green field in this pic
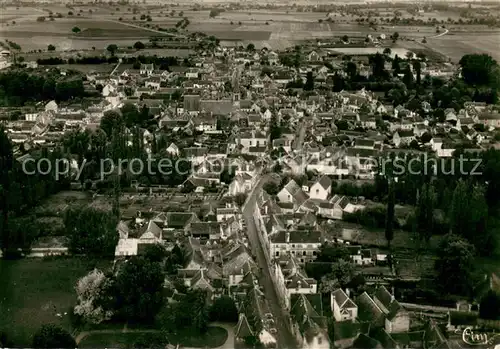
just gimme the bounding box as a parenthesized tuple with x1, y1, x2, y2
(0, 257, 112, 346)
(79, 326, 228, 348)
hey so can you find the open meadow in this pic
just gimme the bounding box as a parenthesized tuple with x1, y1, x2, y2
(424, 33, 500, 63)
(78, 326, 228, 348)
(0, 257, 113, 346)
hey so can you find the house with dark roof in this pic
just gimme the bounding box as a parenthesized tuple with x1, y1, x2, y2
(274, 255, 318, 309)
(393, 129, 416, 147)
(331, 288, 358, 322)
(189, 222, 221, 240)
(269, 230, 323, 264)
(352, 333, 384, 349)
(369, 327, 401, 349)
(373, 286, 410, 333)
(166, 212, 199, 232)
(277, 179, 310, 208)
(291, 294, 330, 349)
(356, 291, 386, 328)
(140, 63, 154, 76)
(309, 175, 332, 200)
(222, 243, 257, 286)
(241, 287, 277, 347)
(234, 313, 254, 343)
(332, 321, 370, 349)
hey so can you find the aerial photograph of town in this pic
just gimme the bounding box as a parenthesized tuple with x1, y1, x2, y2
(0, 0, 499, 348)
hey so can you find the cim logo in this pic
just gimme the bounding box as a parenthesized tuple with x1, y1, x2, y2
(462, 327, 500, 348)
(463, 327, 489, 345)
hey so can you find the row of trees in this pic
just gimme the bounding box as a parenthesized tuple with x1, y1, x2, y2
(0, 128, 73, 255)
(36, 55, 180, 69)
(0, 71, 85, 106)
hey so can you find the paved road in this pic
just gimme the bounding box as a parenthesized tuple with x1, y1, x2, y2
(430, 28, 449, 38)
(242, 176, 298, 349)
(292, 120, 307, 152)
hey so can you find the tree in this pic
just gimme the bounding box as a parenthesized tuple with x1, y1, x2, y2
(392, 31, 399, 42)
(246, 43, 255, 52)
(402, 65, 415, 87)
(235, 193, 247, 207)
(370, 53, 387, 80)
(335, 119, 349, 131)
(32, 324, 76, 348)
(342, 35, 349, 43)
(383, 48, 392, 56)
(47, 44, 56, 51)
(304, 71, 314, 91)
(71, 26, 81, 33)
(316, 243, 351, 263)
(209, 9, 220, 18)
(114, 256, 165, 323)
(100, 110, 124, 139)
(133, 41, 145, 50)
(479, 290, 500, 320)
(74, 269, 114, 324)
(415, 183, 436, 243)
(0, 332, 12, 348)
(435, 234, 477, 296)
(106, 44, 118, 56)
(121, 102, 140, 127)
(64, 207, 118, 257)
(263, 182, 279, 196)
(158, 289, 208, 334)
(209, 295, 238, 323)
(392, 55, 401, 76)
(345, 61, 357, 80)
(413, 60, 422, 85)
(459, 54, 499, 87)
(448, 181, 490, 254)
(0, 126, 13, 252)
(320, 259, 355, 293)
(143, 243, 168, 263)
(269, 113, 282, 141)
(385, 180, 395, 248)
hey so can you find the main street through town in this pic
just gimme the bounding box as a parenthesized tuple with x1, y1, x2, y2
(242, 175, 298, 349)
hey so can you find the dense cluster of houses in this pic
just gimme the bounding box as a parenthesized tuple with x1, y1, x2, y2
(6, 44, 500, 349)
(5, 46, 500, 173)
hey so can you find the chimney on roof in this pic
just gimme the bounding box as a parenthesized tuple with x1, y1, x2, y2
(286, 232, 290, 243)
(346, 288, 350, 297)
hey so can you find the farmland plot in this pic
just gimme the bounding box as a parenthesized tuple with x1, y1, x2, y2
(0, 18, 157, 51)
(425, 33, 500, 62)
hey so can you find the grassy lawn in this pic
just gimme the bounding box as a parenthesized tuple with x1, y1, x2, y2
(79, 332, 147, 348)
(170, 326, 228, 348)
(79, 327, 228, 349)
(0, 257, 112, 346)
